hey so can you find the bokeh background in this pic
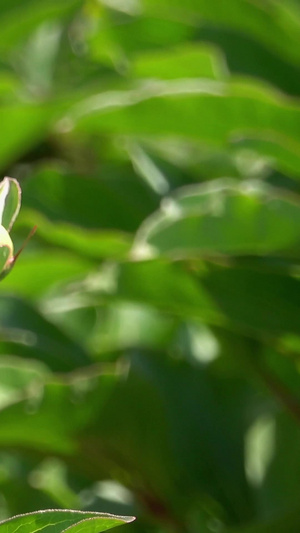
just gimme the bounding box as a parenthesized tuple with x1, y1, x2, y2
(2, 1, 300, 532)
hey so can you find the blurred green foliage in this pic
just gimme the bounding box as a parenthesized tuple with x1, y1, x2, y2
(1, 1, 300, 532)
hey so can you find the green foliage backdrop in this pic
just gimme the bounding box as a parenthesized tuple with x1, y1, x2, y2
(1, 1, 300, 532)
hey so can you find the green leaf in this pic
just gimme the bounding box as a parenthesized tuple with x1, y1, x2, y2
(0, 105, 59, 171)
(0, 246, 11, 275)
(21, 166, 160, 233)
(0, 371, 117, 454)
(115, 259, 219, 323)
(0, 509, 135, 533)
(0, 176, 21, 231)
(133, 179, 300, 258)
(71, 80, 300, 177)
(2, 249, 95, 299)
(0, 295, 90, 371)
(142, 0, 300, 68)
(132, 43, 226, 80)
(0, 0, 81, 54)
(17, 210, 132, 261)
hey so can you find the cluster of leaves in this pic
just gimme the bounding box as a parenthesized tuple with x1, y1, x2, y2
(1, 0, 300, 532)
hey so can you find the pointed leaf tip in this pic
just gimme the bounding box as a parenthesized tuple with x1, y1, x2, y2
(0, 509, 136, 533)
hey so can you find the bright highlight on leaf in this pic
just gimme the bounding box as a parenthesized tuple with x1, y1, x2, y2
(133, 179, 300, 258)
(0, 226, 13, 270)
(0, 176, 36, 280)
(0, 509, 135, 533)
(0, 176, 21, 231)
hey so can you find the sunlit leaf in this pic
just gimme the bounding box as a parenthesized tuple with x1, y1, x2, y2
(0, 177, 21, 231)
(0, 509, 135, 533)
(133, 179, 300, 258)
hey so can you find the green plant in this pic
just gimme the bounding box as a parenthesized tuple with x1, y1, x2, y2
(2, 1, 300, 533)
(0, 177, 21, 279)
(0, 509, 135, 533)
(0, 177, 135, 532)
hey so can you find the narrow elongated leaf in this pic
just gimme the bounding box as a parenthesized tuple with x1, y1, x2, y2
(132, 43, 226, 80)
(133, 179, 300, 258)
(0, 509, 135, 533)
(0, 176, 21, 231)
(17, 210, 131, 261)
(71, 80, 300, 177)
